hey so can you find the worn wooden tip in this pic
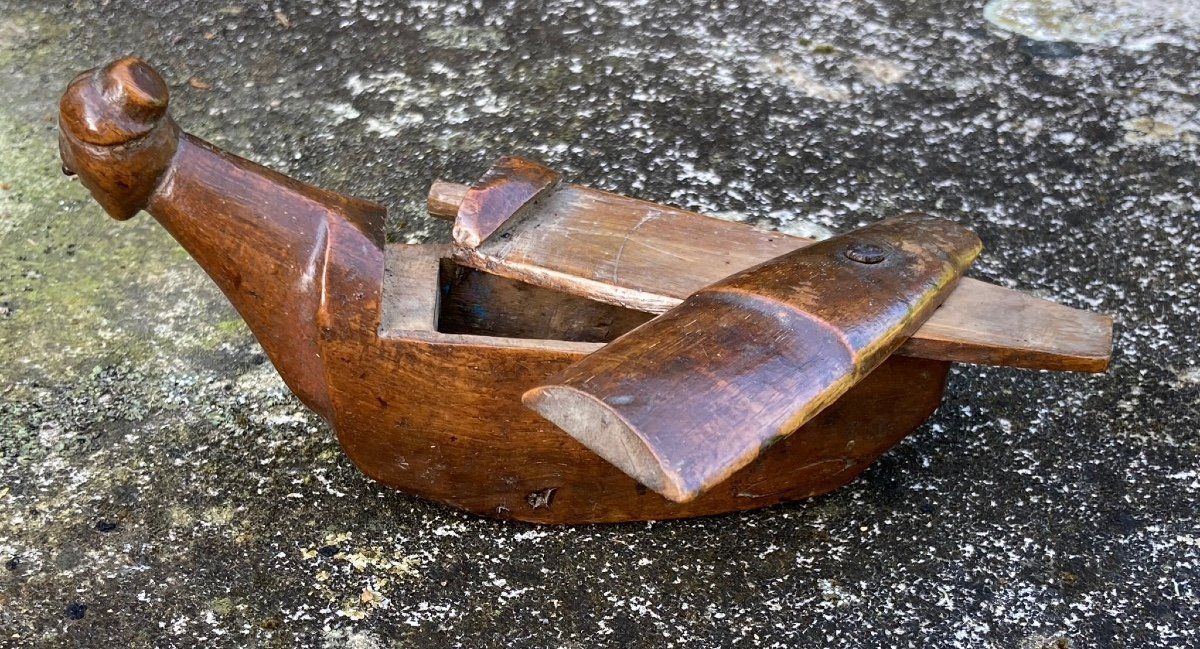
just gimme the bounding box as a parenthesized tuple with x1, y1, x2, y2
(427, 180, 468, 220)
(903, 283, 1114, 372)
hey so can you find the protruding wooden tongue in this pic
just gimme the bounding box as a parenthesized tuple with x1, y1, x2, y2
(523, 215, 981, 503)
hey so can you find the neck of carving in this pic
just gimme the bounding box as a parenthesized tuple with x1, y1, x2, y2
(146, 134, 385, 420)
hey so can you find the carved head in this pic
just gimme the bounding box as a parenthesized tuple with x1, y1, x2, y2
(59, 57, 178, 220)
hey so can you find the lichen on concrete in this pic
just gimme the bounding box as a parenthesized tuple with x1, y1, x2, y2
(0, 111, 243, 381)
(984, 0, 1200, 48)
(1, 0, 1198, 647)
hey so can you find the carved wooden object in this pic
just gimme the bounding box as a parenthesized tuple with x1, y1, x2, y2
(59, 58, 1113, 523)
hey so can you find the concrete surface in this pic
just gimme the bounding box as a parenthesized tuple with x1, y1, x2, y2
(1, 1, 1197, 647)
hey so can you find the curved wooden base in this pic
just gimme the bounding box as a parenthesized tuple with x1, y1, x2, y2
(337, 333, 949, 523)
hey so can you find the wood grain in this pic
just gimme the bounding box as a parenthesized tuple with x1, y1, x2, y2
(452, 156, 559, 248)
(526, 215, 981, 502)
(428, 176, 1112, 372)
(361, 244, 955, 522)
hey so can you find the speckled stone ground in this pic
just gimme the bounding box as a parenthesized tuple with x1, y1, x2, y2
(1, 1, 1197, 647)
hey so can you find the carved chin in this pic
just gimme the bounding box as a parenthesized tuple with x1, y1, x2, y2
(58, 140, 133, 220)
(92, 188, 140, 220)
(78, 175, 140, 221)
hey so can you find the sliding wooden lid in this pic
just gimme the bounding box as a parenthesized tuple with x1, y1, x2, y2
(427, 157, 1112, 373)
(523, 215, 981, 503)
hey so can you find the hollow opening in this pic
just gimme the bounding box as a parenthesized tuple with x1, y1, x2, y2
(436, 259, 653, 343)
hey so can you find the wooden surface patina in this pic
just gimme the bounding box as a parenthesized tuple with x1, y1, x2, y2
(57, 58, 1111, 523)
(7, 2, 1192, 644)
(56, 58, 949, 523)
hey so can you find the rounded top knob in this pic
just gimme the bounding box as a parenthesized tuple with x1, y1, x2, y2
(104, 57, 169, 116)
(59, 57, 170, 146)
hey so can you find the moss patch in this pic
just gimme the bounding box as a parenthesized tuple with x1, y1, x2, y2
(0, 11, 72, 68)
(0, 114, 245, 386)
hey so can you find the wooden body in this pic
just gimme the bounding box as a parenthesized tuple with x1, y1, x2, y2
(364, 246, 952, 522)
(58, 59, 1110, 523)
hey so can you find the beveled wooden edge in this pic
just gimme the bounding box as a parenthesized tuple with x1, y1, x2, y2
(427, 179, 1112, 373)
(450, 246, 680, 313)
(396, 329, 601, 354)
(523, 385, 684, 500)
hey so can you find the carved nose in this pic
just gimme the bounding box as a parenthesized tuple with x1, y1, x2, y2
(61, 165, 76, 177)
